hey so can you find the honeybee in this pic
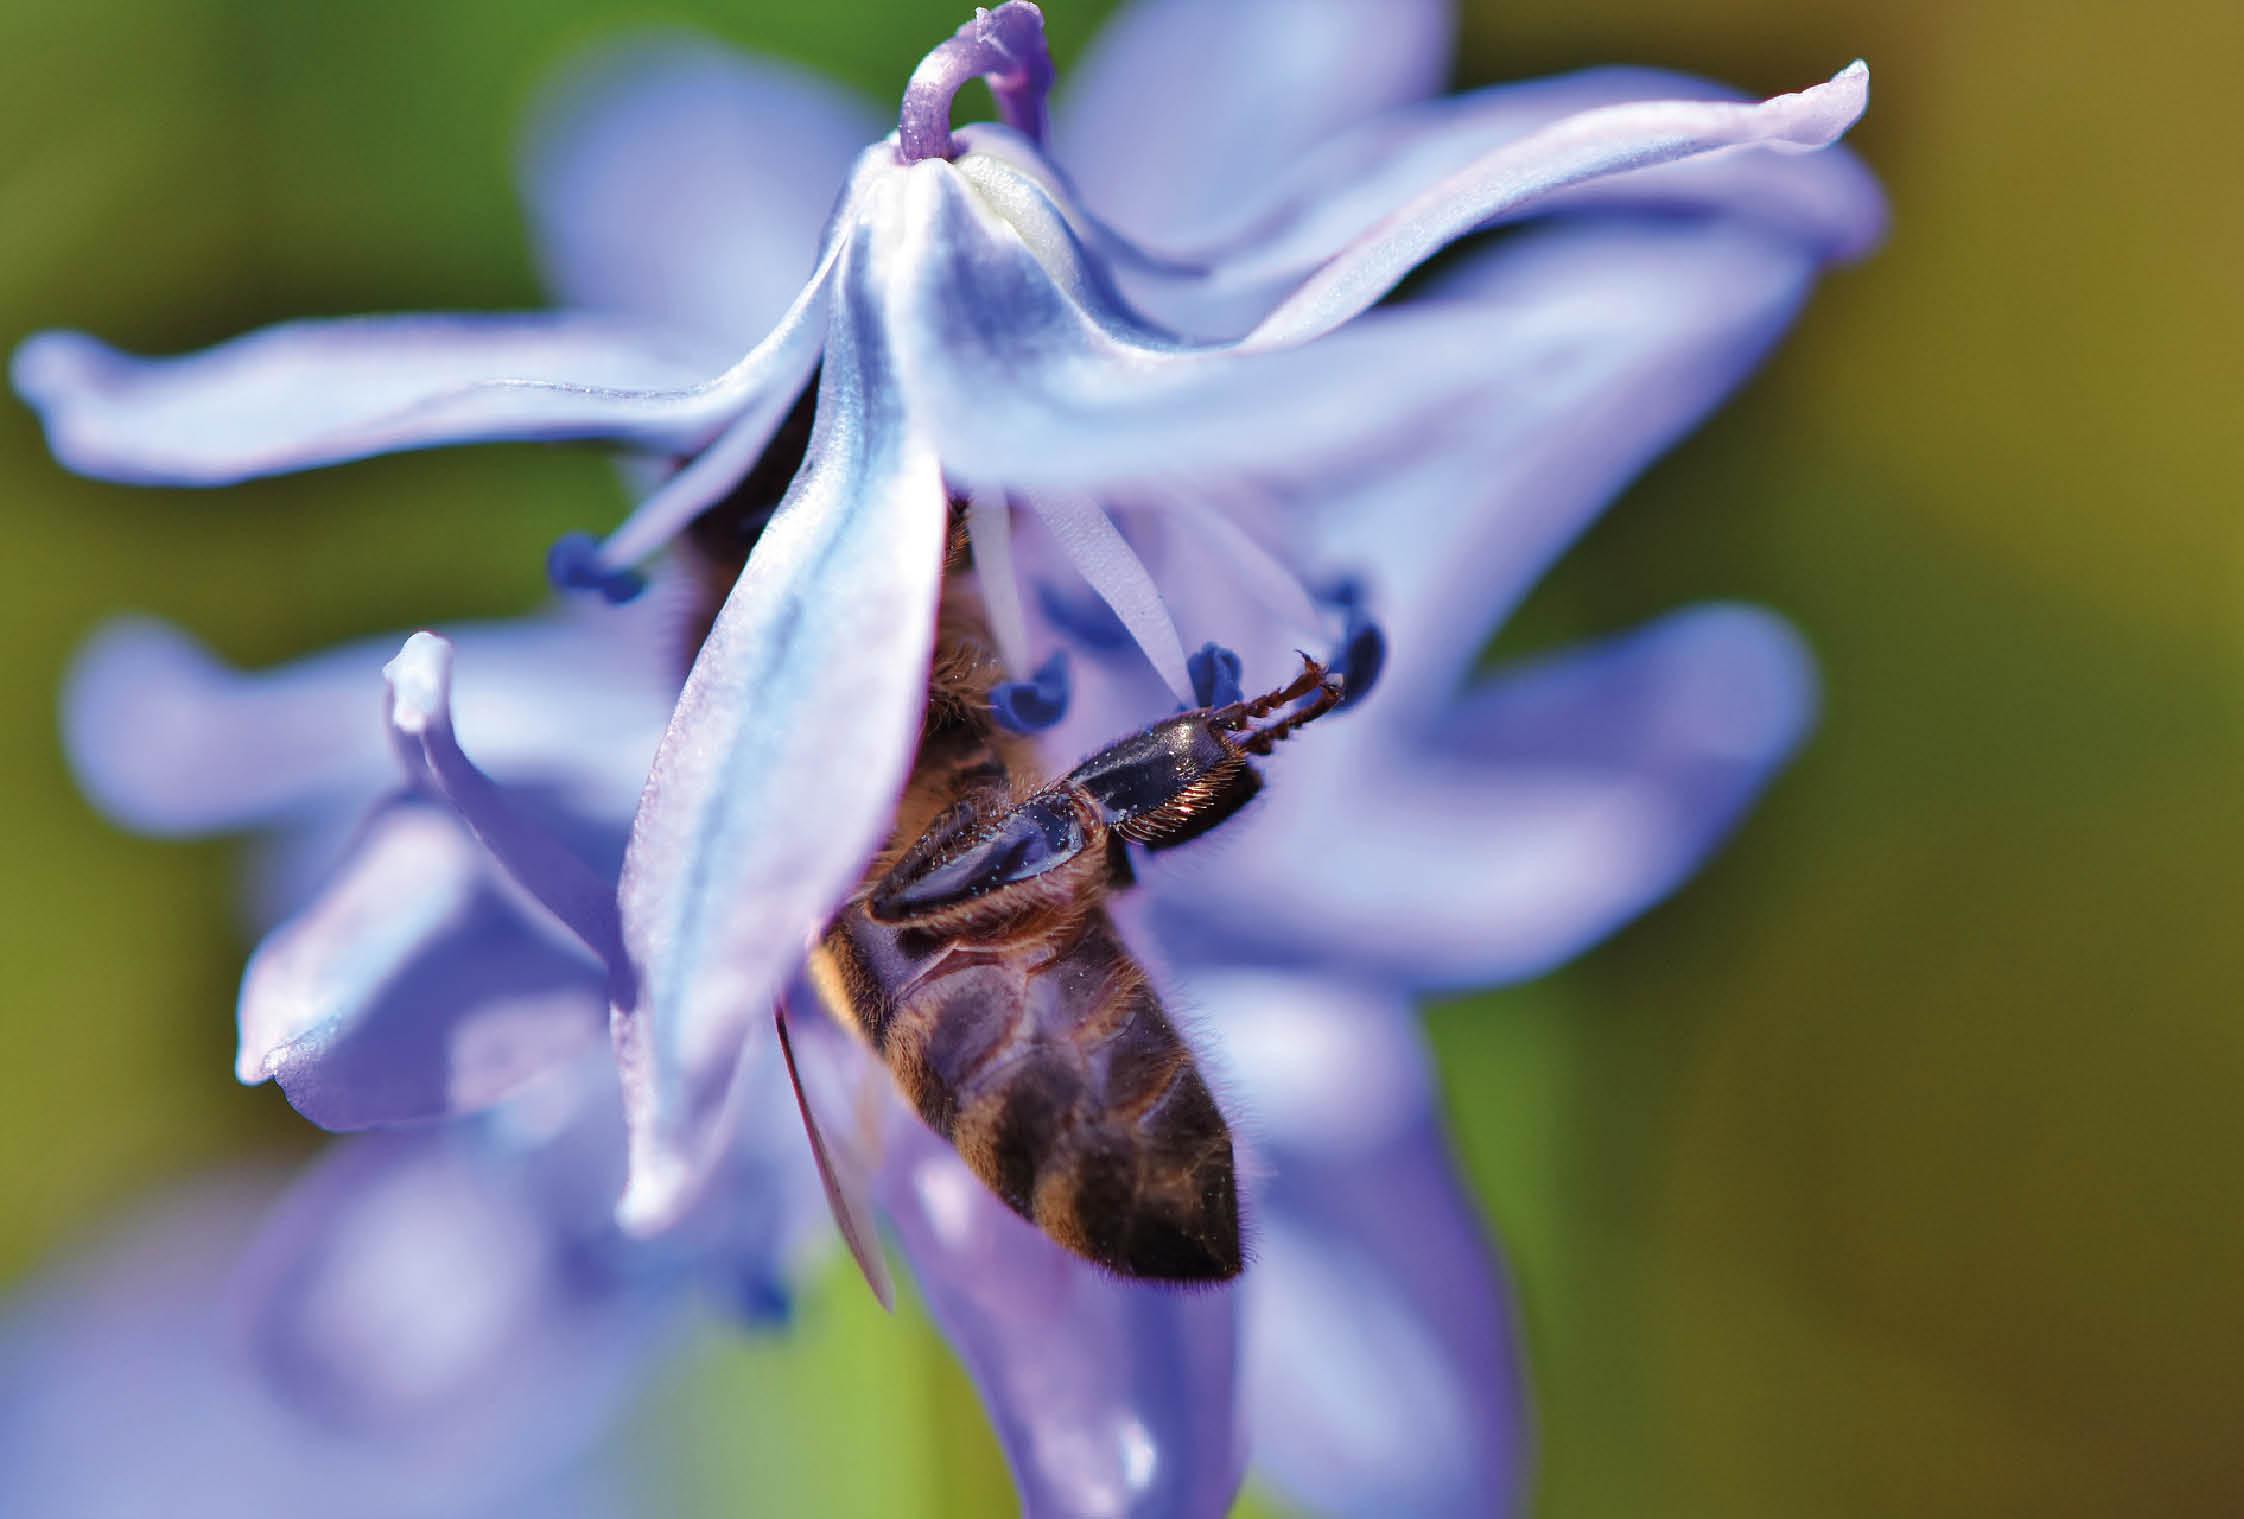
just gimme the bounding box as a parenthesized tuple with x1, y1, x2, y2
(684, 478, 1347, 1282)
(811, 580, 1343, 1282)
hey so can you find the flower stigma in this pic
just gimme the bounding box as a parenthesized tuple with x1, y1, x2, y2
(898, 2, 1056, 163)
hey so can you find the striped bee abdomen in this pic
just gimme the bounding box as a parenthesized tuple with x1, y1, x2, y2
(820, 905, 1242, 1282)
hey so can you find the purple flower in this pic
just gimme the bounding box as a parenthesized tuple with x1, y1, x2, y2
(0, 1166, 660, 1518)
(24, 2, 1882, 1514)
(28, 611, 829, 1514)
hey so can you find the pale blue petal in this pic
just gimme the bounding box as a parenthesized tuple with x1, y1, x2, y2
(1184, 64, 1884, 291)
(573, 324, 822, 578)
(881, 1121, 1246, 1519)
(385, 632, 628, 974)
(523, 37, 880, 356)
(222, 627, 659, 1130)
(13, 314, 742, 486)
(1195, 972, 1527, 1518)
(611, 200, 948, 1232)
(63, 603, 669, 837)
(1055, 0, 1453, 248)
(889, 160, 1530, 496)
(1153, 605, 1818, 987)
(1243, 62, 1871, 347)
(237, 800, 609, 1129)
(526, 118, 900, 585)
(1307, 216, 1827, 730)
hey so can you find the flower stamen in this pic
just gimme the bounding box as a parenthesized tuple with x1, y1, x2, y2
(1037, 581, 1135, 653)
(1319, 578, 1386, 706)
(547, 531, 646, 604)
(897, 3, 1054, 164)
(1188, 504, 1330, 639)
(1033, 494, 1194, 702)
(989, 650, 1070, 733)
(1187, 643, 1244, 710)
(548, 375, 820, 605)
(966, 492, 1033, 677)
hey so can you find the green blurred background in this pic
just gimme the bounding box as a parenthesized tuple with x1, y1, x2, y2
(2, 1, 2237, 1514)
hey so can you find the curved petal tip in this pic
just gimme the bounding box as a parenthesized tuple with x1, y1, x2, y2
(383, 631, 454, 736)
(12, 329, 105, 406)
(613, 1146, 697, 1237)
(15, 332, 148, 481)
(1791, 60, 1871, 148)
(61, 618, 236, 835)
(1656, 602, 1820, 763)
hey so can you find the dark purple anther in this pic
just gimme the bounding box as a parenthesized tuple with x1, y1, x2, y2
(897, 3, 1054, 163)
(1187, 643, 1245, 710)
(990, 650, 1071, 734)
(546, 531, 646, 604)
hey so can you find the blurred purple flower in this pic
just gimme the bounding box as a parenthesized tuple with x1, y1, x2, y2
(0, 1167, 659, 1519)
(35, 601, 829, 1513)
(21, 1, 1882, 1514)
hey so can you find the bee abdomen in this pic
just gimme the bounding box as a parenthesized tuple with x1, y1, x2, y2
(933, 957, 1241, 1283)
(1036, 1058, 1241, 1283)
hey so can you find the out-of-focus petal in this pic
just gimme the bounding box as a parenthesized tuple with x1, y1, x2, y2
(611, 202, 947, 1233)
(1156, 604, 1817, 987)
(881, 1122, 1245, 1519)
(239, 1133, 671, 1459)
(523, 38, 880, 356)
(1194, 971, 1527, 1518)
(1304, 216, 1822, 731)
(238, 801, 609, 1129)
(1239, 62, 1871, 347)
(12, 314, 748, 486)
(63, 617, 394, 834)
(1054, 0, 1454, 248)
(63, 604, 670, 837)
(0, 1175, 663, 1519)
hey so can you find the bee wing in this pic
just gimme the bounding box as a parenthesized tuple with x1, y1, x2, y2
(774, 1001, 895, 1311)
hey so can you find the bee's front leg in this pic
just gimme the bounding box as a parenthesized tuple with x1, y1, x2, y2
(1063, 656, 1345, 853)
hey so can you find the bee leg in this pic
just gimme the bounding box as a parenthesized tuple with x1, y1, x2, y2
(1105, 831, 1138, 887)
(1065, 655, 1346, 853)
(1234, 672, 1345, 757)
(776, 999, 895, 1311)
(1205, 653, 1329, 728)
(1126, 762, 1264, 853)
